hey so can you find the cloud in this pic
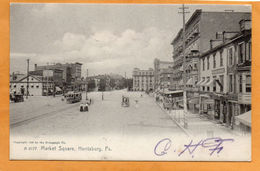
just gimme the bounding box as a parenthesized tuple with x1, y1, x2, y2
(31, 4, 60, 18)
(11, 27, 173, 77)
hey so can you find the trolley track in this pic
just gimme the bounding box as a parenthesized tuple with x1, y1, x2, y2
(10, 102, 81, 128)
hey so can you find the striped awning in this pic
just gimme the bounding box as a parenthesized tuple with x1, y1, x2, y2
(205, 79, 216, 87)
(186, 78, 193, 86)
(196, 79, 204, 86)
(200, 79, 209, 86)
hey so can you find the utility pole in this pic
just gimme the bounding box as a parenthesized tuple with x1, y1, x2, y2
(179, 4, 189, 129)
(26, 59, 29, 99)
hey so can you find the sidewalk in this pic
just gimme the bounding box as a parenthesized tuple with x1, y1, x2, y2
(154, 98, 243, 138)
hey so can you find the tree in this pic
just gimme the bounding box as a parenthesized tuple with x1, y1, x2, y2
(109, 77, 116, 90)
(87, 79, 96, 91)
(99, 78, 106, 91)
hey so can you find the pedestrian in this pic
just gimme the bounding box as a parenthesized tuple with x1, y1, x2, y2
(85, 103, 89, 112)
(135, 100, 139, 108)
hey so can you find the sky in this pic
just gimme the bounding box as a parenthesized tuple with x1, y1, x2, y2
(10, 4, 251, 78)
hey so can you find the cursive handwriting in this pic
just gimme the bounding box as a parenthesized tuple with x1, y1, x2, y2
(178, 137, 234, 156)
(154, 137, 234, 157)
(154, 138, 172, 156)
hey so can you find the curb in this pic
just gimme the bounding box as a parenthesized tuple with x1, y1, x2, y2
(154, 101, 191, 137)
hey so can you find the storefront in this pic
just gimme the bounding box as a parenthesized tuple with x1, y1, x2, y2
(211, 93, 227, 124)
(199, 94, 214, 119)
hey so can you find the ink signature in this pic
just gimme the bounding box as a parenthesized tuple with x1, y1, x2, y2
(154, 137, 234, 157)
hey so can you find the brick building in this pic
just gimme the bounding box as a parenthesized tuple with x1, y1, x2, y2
(171, 9, 251, 110)
(153, 58, 174, 92)
(198, 19, 251, 132)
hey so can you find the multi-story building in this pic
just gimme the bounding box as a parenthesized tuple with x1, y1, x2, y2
(159, 67, 175, 92)
(132, 68, 154, 91)
(171, 9, 251, 110)
(154, 58, 174, 91)
(34, 62, 84, 91)
(198, 19, 251, 132)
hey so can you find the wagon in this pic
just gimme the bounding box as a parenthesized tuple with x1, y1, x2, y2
(10, 93, 24, 103)
(121, 97, 130, 107)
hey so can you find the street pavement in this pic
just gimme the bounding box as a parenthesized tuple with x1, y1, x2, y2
(10, 89, 186, 138)
(9, 90, 251, 161)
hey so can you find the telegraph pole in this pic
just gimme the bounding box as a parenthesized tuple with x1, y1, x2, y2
(26, 59, 29, 99)
(179, 4, 189, 129)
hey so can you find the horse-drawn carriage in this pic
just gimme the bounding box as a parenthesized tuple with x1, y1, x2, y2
(10, 93, 24, 103)
(122, 97, 130, 107)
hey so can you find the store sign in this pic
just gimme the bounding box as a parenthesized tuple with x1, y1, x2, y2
(238, 94, 251, 104)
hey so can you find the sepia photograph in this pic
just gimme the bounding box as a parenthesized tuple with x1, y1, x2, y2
(9, 3, 252, 161)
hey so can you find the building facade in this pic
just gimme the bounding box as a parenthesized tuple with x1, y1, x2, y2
(34, 62, 84, 92)
(10, 74, 45, 96)
(132, 68, 154, 91)
(153, 58, 174, 91)
(159, 67, 175, 92)
(198, 19, 251, 132)
(171, 10, 251, 110)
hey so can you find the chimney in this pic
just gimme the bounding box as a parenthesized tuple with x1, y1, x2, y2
(35, 64, 37, 70)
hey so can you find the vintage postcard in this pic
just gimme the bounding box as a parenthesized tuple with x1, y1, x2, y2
(9, 3, 252, 161)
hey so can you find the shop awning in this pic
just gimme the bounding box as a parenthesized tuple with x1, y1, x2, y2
(196, 79, 204, 86)
(235, 110, 251, 127)
(163, 90, 183, 95)
(205, 79, 216, 87)
(179, 65, 183, 71)
(179, 79, 183, 86)
(186, 78, 193, 86)
(200, 79, 209, 86)
(55, 86, 62, 91)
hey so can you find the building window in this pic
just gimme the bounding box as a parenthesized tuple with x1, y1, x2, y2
(207, 57, 210, 70)
(213, 54, 216, 68)
(219, 75, 224, 92)
(238, 43, 245, 64)
(202, 58, 205, 71)
(229, 48, 233, 66)
(239, 75, 243, 93)
(248, 42, 251, 61)
(246, 74, 251, 92)
(207, 77, 210, 91)
(194, 63, 197, 69)
(229, 75, 233, 92)
(220, 51, 223, 66)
